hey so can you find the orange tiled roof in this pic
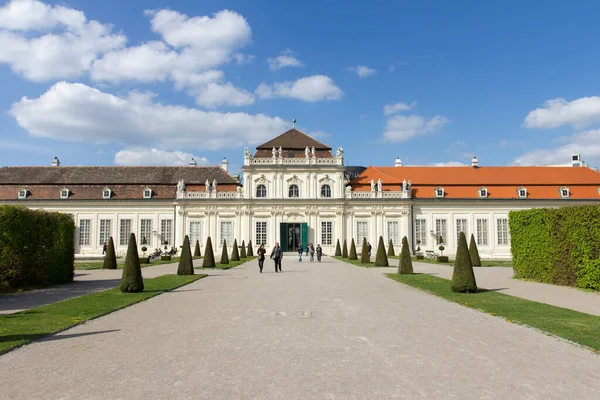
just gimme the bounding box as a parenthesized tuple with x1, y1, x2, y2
(350, 166, 600, 199)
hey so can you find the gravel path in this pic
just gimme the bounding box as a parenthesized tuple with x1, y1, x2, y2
(1, 257, 599, 399)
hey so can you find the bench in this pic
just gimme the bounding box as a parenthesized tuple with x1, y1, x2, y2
(425, 250, 439, 259)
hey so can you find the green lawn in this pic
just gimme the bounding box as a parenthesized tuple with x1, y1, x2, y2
(387, 273, 600, 352)
(388, 256, 513, 267)
(332, 255, 390, 268)
(0, 274, 205, 355)
(75, 256, 203, 270)
(206, 256, 256, 270)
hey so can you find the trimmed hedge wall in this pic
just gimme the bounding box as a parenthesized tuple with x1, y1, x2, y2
(0, 206, 74, 290)
(509, 205, 600, 290)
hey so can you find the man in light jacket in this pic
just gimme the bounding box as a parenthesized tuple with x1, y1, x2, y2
(270, 242, 283, 273)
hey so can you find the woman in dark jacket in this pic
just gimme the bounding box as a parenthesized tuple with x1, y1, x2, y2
(257, 244, 266, 273)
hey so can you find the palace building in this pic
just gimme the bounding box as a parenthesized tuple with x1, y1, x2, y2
(1, 129, 599, 259)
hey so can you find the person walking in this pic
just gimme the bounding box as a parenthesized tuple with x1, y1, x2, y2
(309, 243, 315, 262)
(297, 243, 303, 262)
(367, 242, 372, 256)
(102, 242, 107, 255)
(316, 244, 322, 262)
(257, 244, 267, 273)
(270, 242, 283, 273)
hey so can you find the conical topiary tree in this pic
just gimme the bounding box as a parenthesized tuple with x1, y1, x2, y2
(202, 237, 215, 268)
(335, 239, 342, 256)
(231, 239, 240, 261)
(247, 240, 254, 256)
(388, 239, 395, 257)
(398, 236, 413, 274)
(374, 236, 389, 266)
(194, 239, 201, 257)
(221, 239, 229, 264)
(342, 239, 348, 258)
(349, 238, 357, 260)
(360, 238, 370, 263)
(103, 236, 117, 269)
(120, 233, 144, 293)
(469, 233, 482, 267)
(452, 232, 478, 293)
(240, 240, 247, 258)
(177, 235, 194, 275)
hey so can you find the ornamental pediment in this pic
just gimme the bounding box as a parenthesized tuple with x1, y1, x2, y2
(286, 174, 303, 185)
(254, 174, 270, 185)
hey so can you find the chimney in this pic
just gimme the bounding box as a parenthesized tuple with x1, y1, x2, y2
(471, 156, 478, 168)
(221, 157, 229, 173)
(189, 157, 197, 167)
(571, 154, 581, 167)
(51, 156, 60, 167)
(394, 157, 402, 167)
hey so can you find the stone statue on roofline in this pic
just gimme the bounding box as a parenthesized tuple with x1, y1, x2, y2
(177, 179, 186, 194)
(370, 179, 376, 191)
(244, 146, 251, 158)
(205, 179, 210, 192)
(402, 179, 407, 191)
(278, 146, 283, 158)
(305, 146, 310, 158)
(407, 179, 412, 190)
(272, 147, 277, 158)
(212, 179, 217, 191)
(336, 146, 344, 158)
(311, 146, 316, 157)
(377, 179, 382, 192)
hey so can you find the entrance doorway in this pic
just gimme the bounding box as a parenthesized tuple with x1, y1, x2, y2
(280, 223, 308, 251)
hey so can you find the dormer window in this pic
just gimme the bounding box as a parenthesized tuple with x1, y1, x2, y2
(60, 188, 70, 199)
(478, 187, 488, 198)
(435, 186, 444, 198)
(143, 188, 152, 199)
(18, 188, 28, 199)
(517, 187, 527, 199)
(102, 188, 112, 199)
(559, 186, 569, 199)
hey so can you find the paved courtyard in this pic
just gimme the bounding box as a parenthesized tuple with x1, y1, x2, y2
(1, 256, 599, 399)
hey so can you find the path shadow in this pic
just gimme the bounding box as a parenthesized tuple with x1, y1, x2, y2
(1, 329, 121, 344)
(478, 288, 508, 293)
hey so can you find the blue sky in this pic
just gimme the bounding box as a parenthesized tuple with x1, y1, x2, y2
(1, 0, 600, 173)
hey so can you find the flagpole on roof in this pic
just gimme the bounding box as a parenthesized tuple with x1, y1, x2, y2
(292, 117, 296, 129)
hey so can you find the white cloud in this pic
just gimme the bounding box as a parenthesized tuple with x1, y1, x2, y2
(9, 82, 287, 150)
(255, 75, 343, 102)
(431, 161, 466, 167)
(346, 65, 376, 78)
(192, 82, 254, 108)
(267, 49, 304, 70)
(382, 115, 449, 142)
(383, 101, 416, 116)
(114, 147, 209, 166)
(514, 129, 600, 166)
(524, 97, 600, 129)
(307, 131, 331, 139)
(0, 0, 125, 81)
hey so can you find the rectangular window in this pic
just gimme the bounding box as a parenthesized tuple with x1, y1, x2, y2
(476, 219, 488, 246)
(119, 219, 132, 246)
(435, 219, 447, 245)
(387, 221, 399, 246)
(98, 219, 112, 246)
(140, 219, 152, 247)
(189, 221, 202, 247)
(79, 219, 91, 246)
(456, 219, 468, 245)
(415, 219, 427, 246)
(160, 219, 173, 246)
(356, 221, 369, 247)
(497, 218, 509, 246)
(321, 221, 333, 246)
(255, 221, 267, 246)
(220, 221, 233, 246)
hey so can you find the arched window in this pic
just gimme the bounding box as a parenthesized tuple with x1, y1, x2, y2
(321, 184, 331, 198)
(256, 184, 267, 198)
(289, 184, 299, 198)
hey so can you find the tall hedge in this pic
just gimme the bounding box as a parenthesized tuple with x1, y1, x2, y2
(451, 232, 477, 293)
(398, 236, 413, 275)
(342, 239, 348, 258)
(221, 240, 229, 264)
(360, 238, 370, 263)
(247, 240, 254, 257)
(510, 205, 600, 290)
(348, 238, 357, 260)
(120, 233, 144, 293)
(202, 237, 215, 268)
(388, 239, 395, 257)
(240, 240, 247, 258)
(0, 206, 74, 291)
(335, 239, 342, 256)
(194, 239, 201, 257)
(231, 239, 240, 261)
(374, 236, 389, 266)
(177, 235, 194, 275)
(469, 234, 481, 267)
(103, 237, 117, 269)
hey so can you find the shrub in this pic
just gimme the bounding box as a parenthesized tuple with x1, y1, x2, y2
(349, 238, 358, 260)
(247, 240, 254, 257)
(398, 236, 413, 274)
(360, 238, 370, 263)
(231, 239, 240, 261)
(103, 237, 117, 270)
(469, 234, 481, 267)
(194, 240, 201, 257)
(437, 256, 449, 263)
(438, 236, 445, 256)
(452, 232, 477, 293)
(335, 239, 342, 257)
(177, 235, 194, 275)
(202, 237, 215, 268)
(221, 240, 229, 264)
(387, 239, 395, 257)
(375, 236, 389, 267)
(240, 240, 247, 258)
(342, 239, 348, 258)
(120, 233, 144, 293)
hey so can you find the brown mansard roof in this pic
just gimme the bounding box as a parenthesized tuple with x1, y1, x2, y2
(256, 129, 332, 151)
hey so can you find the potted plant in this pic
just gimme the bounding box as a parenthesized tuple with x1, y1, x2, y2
(415, 240, 424, 260)
(161, 240, 171, 261)
(437, 236, 449, 262)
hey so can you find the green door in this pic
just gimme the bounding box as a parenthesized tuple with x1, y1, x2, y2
(301, 223, 308, 247)
(280, 223, 286, 249)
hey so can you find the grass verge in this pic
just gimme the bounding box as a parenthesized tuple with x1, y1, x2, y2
(0, 274, 205, 355)
(75, 257, 197, 270)
(204, 257, 256, 270)
(387, 256, 513, 267)
(332, 255, 388, 268)
(386, 273, 600, 352)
